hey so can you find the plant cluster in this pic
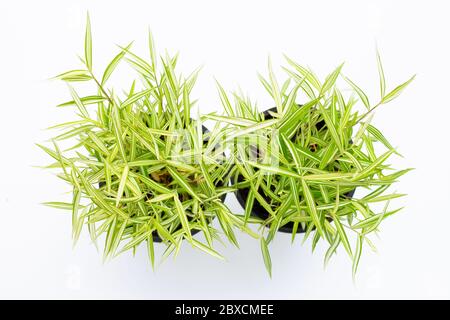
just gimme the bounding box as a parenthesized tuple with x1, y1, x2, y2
(207, 58, 413, 276)
(39, 15, 256, 268)
(40, 15, 413, 277)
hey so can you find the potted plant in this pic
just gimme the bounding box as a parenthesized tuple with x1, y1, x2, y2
(210, 56, 414, 277)
(38, 15, 256, 267)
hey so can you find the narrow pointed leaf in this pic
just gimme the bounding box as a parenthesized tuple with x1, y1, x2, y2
(343, 75, 370, 110)
(116, 165, 129, 207)
(260, 237, 272, 277)
(85, 13, 92, 71)
(381, 75, 415, 104)
(173, 195, 192, 242)
(301, 179, 324, 237)
(102, 43, 132, 85)
(376, 49, 386, 98)
(192, 239, 225, 260)
(55, 69, 92, 82)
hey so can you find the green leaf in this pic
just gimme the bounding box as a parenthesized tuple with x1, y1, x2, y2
(283, 82, 302, 115)
(367, 124, 397, 153)
(260, 237, 272, 277)
(199, 160, 215, 191)
(54, 70, 92, 82)
(343, 151, 363, 171)
(110, 219, 127, 257)
(225, 119, 277, 142)
(182, 83, 190, 126)
(381, 75, 415, 104)
(166, 167, 201, 202)
(85, 13, 92, 71)
(73, 210, 86, 247)
(215, 80, 234, 116)
(111, 107, 127, 162)
(101, 43, 132, 85)
(129, 172, 172, 194)
(87, 132, 109, 155)
(289, 178, 304, 233)
(268, 58, 282, 113)
(376, 49, 386, 99)
(192, 239, 225, 260)
(330, 212, 352, 258)
(278, 98, 319, 138)
(147, 193, 176, 203)
(116, 165, 129, 207)
(324, 234, 341, 267)
(72, 188, 81, 239)
(36, 144, 69, 167)
(301, 179, 324, 237)
(379, 168, 413, 181)
(153, 221, 176, 243)
(295, 145, 321, 163)
(351, 149, 395, 181)
(352, 207, 403, 229)
(321, 63, 344, 93)
(67, 85, 89, 118)
(104, 216, 117, 258)
(148, 29, 157, 71)
(42, 202, 76, 210)
(120, 230, 150, 253)
(71, 164, 130, 220)
(173, 194, 192, 242)
(303, 172, 353, 181)
(365, 193, 406, 203)
(352, 235, 363, 281)
(147, 235, 155, 270)
(317, 102, 343, 153)
(46, 119, 98, 130)
(280, 133, 302, 170)
(354, 113, 374, 145)
(247, 161, 301, 179)
(204, 114, 256, 127)
(343, 75, 370, 110)
(53, 124, 94, 141)
(258, 73, 273, 99)
(57, 95, 107, 107)
(284, 55, 322, 91)
(121, 88, 154, 109)
(127, 160, 163, 167)
(319, 143, 338, 169)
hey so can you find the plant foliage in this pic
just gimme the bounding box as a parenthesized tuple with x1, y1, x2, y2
(40, 15, 256, 267)
(39, 15, 413, 278)
(213, 55, 413, 277)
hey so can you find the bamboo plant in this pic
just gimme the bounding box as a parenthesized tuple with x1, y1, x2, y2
(39, 14, 413, 277)
(38, 15, 256, 267)
(209, 56, 413, 277)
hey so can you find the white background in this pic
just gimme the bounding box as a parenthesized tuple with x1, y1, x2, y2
(0, 0, 449, 299)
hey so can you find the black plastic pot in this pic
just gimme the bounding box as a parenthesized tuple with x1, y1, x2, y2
(99, 123, 228, 242)
(234, 106, 356, 234)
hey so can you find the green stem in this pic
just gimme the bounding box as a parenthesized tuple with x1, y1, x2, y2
(356, 102, 381, 125)
(89, 71, 114, 105)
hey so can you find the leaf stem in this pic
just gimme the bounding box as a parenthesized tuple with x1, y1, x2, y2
(355, 102, 381, 125)
(89, 71, 114, 105)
